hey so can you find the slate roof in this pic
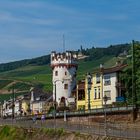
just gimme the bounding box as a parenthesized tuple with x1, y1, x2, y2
(31, 87, 53, 102)
(93, 64, 127, 75)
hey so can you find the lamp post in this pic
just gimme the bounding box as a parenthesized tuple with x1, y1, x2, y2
(103, 95, 108, 136)
(87, 73, 92, 110)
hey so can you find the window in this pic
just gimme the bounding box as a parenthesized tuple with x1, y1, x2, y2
(98, 88, 101, 99)
(104, 75, 111, 85)
(78, 90, 85, 100)
(65, 71, 67, 75)
(64, 84, 68, 89)
(52, 57, 54, 61)
(94, 88, 97, 99)
(78, 105, 85, 110)
(96, 74, 100, 84)
(104, 90, 111, 99)
(55, 71, 58, 76)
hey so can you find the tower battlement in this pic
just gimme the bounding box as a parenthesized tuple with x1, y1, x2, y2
(51, 51, 78, 69)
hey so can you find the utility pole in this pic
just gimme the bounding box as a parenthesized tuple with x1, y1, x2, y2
(54, 82, 56, 130)
(132, 40, 136, 107)
(132, 40, 137, 121)
(103, 95, 108, 136)
(87, 73, 92, 110)
(63, 34, 65, 52)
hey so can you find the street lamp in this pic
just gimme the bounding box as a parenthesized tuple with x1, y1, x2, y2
(103, 95, 108, 136)
(87, 73, 92, 110)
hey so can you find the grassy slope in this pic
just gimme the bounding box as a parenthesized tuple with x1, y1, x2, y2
(0, 125, 125, 140)
(0, 55, 116, 91)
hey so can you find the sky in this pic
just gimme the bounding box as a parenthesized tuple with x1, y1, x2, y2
(0, 0, 140, 63)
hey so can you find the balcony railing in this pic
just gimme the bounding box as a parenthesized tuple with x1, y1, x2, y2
(116, 96, 125, 102)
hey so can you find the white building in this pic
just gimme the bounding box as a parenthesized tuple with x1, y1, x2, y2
(102, 64, 127, 105)
(2, 100, 13, 117)
(51, 51, 78, 106)
(30, 87, 52, 114)
(14, 100, 21, 116)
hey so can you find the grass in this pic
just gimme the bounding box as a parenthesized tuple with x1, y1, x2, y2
(0, 92, 27, 103)
(0, 126, 65, 140)
(0, 125, 123, 140)
(7, 82, 31, 91)
(0, 80, 13, 89)
(77, 56, 115, 80)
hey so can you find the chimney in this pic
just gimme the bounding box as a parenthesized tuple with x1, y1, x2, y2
(100, 64, 104, 73)
(100, 64, 103, 69)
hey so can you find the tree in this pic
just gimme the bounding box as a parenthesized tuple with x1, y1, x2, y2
(122, 41, 140, 105)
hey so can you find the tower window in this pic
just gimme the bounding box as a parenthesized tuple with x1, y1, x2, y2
(65, 71, 67, 75)
(52, 57, 54, 61)
(64, 84, 68, 89)
(55, 71, 58, 76)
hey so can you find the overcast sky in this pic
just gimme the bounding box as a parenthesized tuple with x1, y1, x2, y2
(0, 0, 140, 63)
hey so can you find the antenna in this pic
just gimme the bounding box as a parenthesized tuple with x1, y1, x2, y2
(63, 34, 65, 52)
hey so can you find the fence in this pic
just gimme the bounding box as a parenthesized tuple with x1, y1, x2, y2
(0, 118, 140, 139)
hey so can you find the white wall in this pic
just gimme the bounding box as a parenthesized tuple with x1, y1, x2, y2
(53, 66, 76, 106)
(103, 72, 117, 105)
(14, 101, 20, 115)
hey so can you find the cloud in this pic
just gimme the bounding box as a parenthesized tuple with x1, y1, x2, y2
(0, 11, 60, 26)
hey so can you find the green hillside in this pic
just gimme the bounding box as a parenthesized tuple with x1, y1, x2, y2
(0, 43, 130, 101)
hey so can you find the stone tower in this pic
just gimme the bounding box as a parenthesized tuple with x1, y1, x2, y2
(51, 51, 78, 106)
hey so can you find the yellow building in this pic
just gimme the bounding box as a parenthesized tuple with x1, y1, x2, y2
(77, 72, 103, 110)
(21, 100, 30, 115)
(90, 72, 103, 109)
(76, 64, 127, 110)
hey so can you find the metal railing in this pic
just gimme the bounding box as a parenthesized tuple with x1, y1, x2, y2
(0, 118, 140, 139)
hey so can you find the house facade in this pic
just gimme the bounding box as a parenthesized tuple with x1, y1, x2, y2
(76, 64, 127, 110)
(2, 99, 13, 117)
(30, 87, 53, 114)
(102, 64, 126, 105)
(90, 73, 103, 109)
